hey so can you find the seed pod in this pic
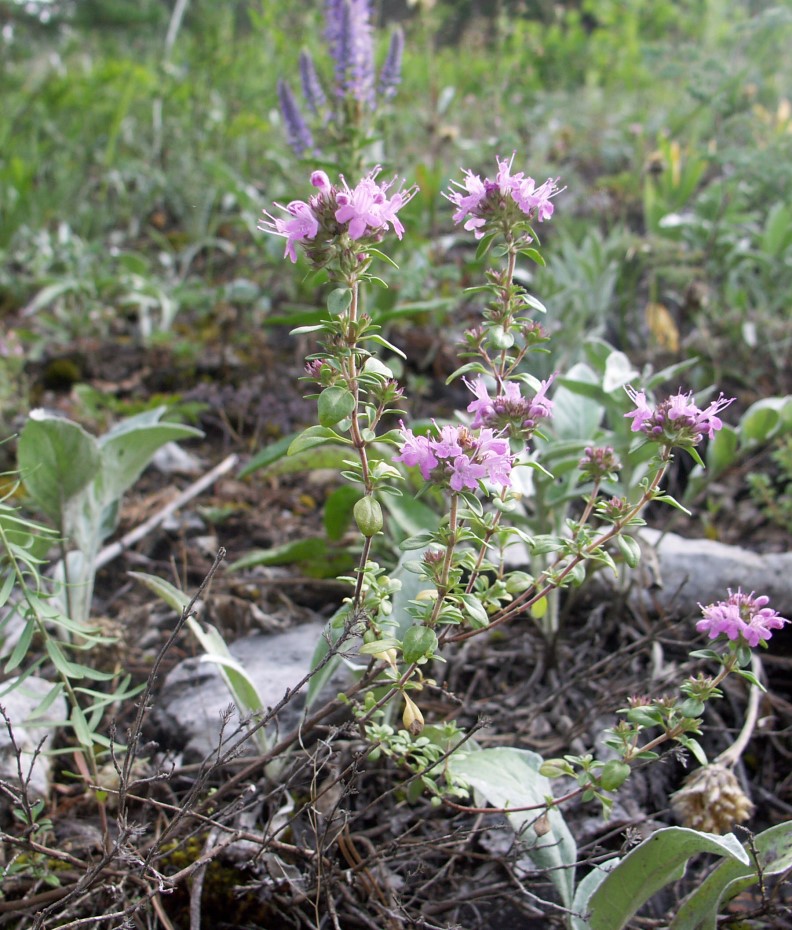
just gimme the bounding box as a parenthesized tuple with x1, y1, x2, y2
(354, 496, 383, 537)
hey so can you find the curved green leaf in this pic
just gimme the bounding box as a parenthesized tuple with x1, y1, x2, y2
(448, 747, 577, 907)
(588, 827, 749, 930)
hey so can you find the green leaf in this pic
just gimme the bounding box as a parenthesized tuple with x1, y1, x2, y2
(305, 604, 352, 710)
(740, 397, 785, 445)
(551, 363, 604, 441)
(616, 534, 641, 568)
(97, 409, 203, 507)
(327, 287, 352, 315)
(402, 625, 438, 663)
(365, 333, 407, 359)
(287, 425, 351, 455)
(588, 827, 750, 930)
(18, 412, 101, 526)
(448, 747, 577, 908)
(458, 593, 489, 628)
(366, 247, 399, 268)
(324, 485, 359, 541)
(572, 859, 620, 930)
(705, 424, 738, 476)
(238, 434, 296, 477)
(4, 617, 36, 674)
(129, 571, 191, 613)
(383, 494, 440, 539)
(318, 386, 356, 427)
(670, 821, 792, 930)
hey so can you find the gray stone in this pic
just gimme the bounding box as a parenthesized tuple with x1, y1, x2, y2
(152, 620, 351, 763)
(636, 528, 792, 615)
(0, 676, 67, 806)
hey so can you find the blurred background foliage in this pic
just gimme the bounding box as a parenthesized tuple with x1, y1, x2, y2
(1, 0, 790, 413)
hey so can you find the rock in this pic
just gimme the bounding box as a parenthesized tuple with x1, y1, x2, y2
(152, 620, 352, 763)
(636, 528, 792, 615)
(0, 676, 67, 808)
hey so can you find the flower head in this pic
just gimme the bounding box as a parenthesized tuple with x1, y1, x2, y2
(445, 154, 562, 240)
(625, 386, 734, 448)
(697, 589, 788, 648)
(394, 421, 513, 492)
(464, 374, 556, 435)
(335, 167, 417, 241)
(260, 200, 320, 263)
(260, 167, 417, 266)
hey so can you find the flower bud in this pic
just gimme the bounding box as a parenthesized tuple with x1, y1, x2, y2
(353, 496, 383, 537)
(402, 693, 424, 736)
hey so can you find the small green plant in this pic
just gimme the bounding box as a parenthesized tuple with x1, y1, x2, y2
(0, 476, 139, 763)
(746, 434, 792, 533)
(17, 406, 202, 625)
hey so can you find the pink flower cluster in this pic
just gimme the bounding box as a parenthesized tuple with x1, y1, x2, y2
(260, 167, 418, 263)
(393, 421, 513, 492)
(697, 590, 788, 648)
(464, 374, 556, 434)
(445, 154, 561, 239)
(624, 387, 734, 447)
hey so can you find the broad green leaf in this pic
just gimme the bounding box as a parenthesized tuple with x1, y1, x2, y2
(228, 538, 351, 578)
(588, 827, 749, 930)
(739, 397, 785, 445)
(705, 424, 738, 476)
(602, 351, 639, 394)
(382, 493, 439, 539)
(572, 858, 620, 930)
(448, 747, 577, 907)
(324, 484, 359, 541)
(238, 433, 296, 478)
(259, 445, 351, 477)
(18, 412, 101, 525)
(305, 603, 352, 710)
(551, 363, 604, 441)
(670, 821, 792, 930)
(97, 410, 202, 506)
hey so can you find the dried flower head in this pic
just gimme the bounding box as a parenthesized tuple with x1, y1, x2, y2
(672, 763, 753, 834)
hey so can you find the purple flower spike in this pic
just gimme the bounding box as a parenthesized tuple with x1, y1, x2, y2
(697, 590, 788, 648)
(277, 78, 314, 157)
(378, 27, 404, 101)
(299, 50, 327, 115)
